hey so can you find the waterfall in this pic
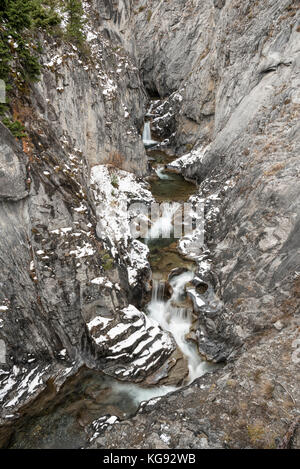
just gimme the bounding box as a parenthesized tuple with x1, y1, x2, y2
(143, 122, 151, 141)
(142, 122, 157, 148)
(151, 280, 165, 302)
(147, 271, 210, 383)
(143, 100, 217, 385)
(146, 202, 179, 240)
(155, 166, 171, 180)
(145, 101, 158, 117)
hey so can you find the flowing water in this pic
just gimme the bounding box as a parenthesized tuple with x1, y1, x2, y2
(142, 122, 158, 148)
(5, 369, 175, 449)
(148, 273, 196, 377)
(3, 114, 218, 449)
(142, 120, 216, 383)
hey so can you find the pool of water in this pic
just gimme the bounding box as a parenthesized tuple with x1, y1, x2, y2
(5, 368, 176, 449)
(145, 238, 196, 281)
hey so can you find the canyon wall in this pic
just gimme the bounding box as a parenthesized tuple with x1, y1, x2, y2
(91, 0, 300, 448)
(0, 0, 178, 432)
(0, 0, 299, 449)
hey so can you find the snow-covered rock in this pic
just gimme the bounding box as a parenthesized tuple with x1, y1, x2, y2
(88, 305, 175, 382)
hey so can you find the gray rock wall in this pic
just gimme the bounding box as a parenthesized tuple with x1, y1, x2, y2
(0, 0, 299, 448)
(130, 0, 300, 356)
(0, 0, 163, 421)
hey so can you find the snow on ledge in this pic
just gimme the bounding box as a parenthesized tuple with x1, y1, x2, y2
(90, 164, 153, 285)
(168, 144, 211, 172)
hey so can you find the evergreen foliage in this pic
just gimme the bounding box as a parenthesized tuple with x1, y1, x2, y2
(0, 0, 88, 138)
(2, 117, 27, 138)
(64, 0, 86, 46)
(0, 0, 61, 135)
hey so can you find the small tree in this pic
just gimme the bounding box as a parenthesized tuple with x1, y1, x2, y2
(65, 0, 86, 46)
(0, 0, 62, 134)
(0, 0, 32, 32)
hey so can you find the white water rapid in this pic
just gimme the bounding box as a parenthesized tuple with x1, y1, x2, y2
(143, 122, 158, 148)
(155, 166, 171, 180)
(145, 202, 180, 240)
(147, 272, 210, 383)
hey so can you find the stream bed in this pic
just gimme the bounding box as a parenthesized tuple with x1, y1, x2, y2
(144, 132, 217, 384)
(4, 121, 219, 449)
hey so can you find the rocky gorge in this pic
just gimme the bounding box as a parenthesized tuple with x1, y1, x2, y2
(0, 0, 299, 449)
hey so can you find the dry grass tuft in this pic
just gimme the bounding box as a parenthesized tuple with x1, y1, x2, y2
(247, 423, 265, 444)
(262, 380, 274, 400)
(264, 163, 285, 177)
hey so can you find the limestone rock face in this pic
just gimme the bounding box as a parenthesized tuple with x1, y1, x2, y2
(87, 304, 175, 382)
(35, 28, 147, 175)
(131, 0, 300, 152)
(97, 0, 299, 448)
(0, 0, 299, 449)
(128, 0, 300, 357)
(0, 0, 169, 423)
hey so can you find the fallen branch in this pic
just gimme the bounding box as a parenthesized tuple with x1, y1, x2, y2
(277, 416, 300, 449)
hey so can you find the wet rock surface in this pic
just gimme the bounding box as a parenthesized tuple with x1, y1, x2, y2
(97, 0, 300, 448)
(89, 323, 299, 449)
(0, 0, 299, 449)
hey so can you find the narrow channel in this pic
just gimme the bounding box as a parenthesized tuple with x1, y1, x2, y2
(143, 119, 214, 385)
(4, 113, 216, 449)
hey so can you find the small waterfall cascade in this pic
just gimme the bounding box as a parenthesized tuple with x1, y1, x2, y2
(151, 280, 166, 302)
(145, 202, 180, 240)
(145, 101, 158, 117)
(142, 122, 158, 148)
(155, 166, 171, 180)
(147, 271, 209, 383)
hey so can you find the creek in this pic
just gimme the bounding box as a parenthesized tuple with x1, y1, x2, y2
(144, 123, 215, 384)
(4, 116, 218, 449)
